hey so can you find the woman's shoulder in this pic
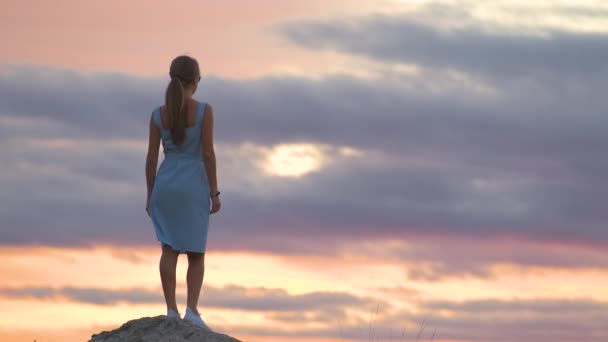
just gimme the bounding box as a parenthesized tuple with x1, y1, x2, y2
(194, 99, 211, 107)
(195, 100, 213, 117)
(200, 101, 212, 112)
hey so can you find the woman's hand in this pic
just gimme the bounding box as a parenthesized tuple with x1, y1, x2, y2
(210, 196, 221, 214)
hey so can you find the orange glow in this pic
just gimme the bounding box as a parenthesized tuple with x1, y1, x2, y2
(1, 243, 607, 341)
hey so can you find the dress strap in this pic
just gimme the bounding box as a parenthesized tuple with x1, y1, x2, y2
(153, 106, 162, 129)
(196, 101, 206, 127)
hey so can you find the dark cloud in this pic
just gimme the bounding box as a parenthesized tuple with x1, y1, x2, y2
(2, 42, 608, 277)
(279, 7, 608, 78)
(0, 283, 381, 315)
(0, 286, 159, 305)
(0, 65, 156, 139)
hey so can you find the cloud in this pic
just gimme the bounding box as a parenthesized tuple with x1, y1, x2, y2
(0, 286, 160, 305)
(0, 283, 382, 316)
(401, 297, 608, 342)
(279, 2, 608, 78)
(346, 237, 608, 281)
(1, 58, 608, 276)
(3, 283, 605, 341)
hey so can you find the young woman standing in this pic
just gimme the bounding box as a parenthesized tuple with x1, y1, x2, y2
(145, 55, 221, 330)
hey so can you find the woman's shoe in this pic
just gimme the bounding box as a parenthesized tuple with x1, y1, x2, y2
(167, 308, 181, 319)
(183, 307, 211, 331)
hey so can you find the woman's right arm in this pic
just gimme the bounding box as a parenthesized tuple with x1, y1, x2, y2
(201, 104, 220, 212)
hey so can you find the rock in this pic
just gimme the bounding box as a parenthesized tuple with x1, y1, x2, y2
(89, 315, 242, 342)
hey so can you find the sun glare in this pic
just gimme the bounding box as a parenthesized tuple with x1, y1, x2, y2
(261, 143, 326, 177)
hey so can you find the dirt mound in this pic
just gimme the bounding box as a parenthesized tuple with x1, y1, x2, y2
(89, 315, 242, 342)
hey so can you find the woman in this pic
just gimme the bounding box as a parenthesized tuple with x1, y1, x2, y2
(145, 55, 221, 330)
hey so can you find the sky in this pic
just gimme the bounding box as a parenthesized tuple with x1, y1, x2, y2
(1, 0, 608, 341)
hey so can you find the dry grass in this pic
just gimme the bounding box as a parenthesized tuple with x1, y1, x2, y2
(335, 303, 438, 342)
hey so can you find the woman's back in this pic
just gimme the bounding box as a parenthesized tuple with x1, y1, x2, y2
(154, 100, 206, 160)
(148, 99, 211, 254)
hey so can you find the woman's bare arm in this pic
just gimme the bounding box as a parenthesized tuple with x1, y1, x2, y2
(201, 103, 218, 194)
(146, 112, 161, 208)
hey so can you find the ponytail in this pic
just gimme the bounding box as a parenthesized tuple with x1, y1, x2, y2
(165, 76, 186, 145)
(165, 55, 200, 145)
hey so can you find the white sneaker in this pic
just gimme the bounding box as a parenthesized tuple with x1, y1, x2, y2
(183, 307, 211, 331)
(167, 308, 181, 319)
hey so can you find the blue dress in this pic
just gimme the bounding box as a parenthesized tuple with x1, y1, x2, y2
(147, 101, 210, 254)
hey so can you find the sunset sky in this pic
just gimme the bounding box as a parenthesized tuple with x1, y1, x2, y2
(1, 1, 608, 341)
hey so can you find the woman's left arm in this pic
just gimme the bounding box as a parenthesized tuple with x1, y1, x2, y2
(145, 111, 161, 211)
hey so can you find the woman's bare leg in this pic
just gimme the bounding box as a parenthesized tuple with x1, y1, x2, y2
(186, 251, 205, 314)
(160, 244, 179, 313)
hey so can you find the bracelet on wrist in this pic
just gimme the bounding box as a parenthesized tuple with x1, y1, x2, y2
(211, 191, 220, 198)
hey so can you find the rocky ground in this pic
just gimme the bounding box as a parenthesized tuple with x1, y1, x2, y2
(89, 315, 242, 342)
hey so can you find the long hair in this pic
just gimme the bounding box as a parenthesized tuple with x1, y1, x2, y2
(165, 55, 200, 145)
